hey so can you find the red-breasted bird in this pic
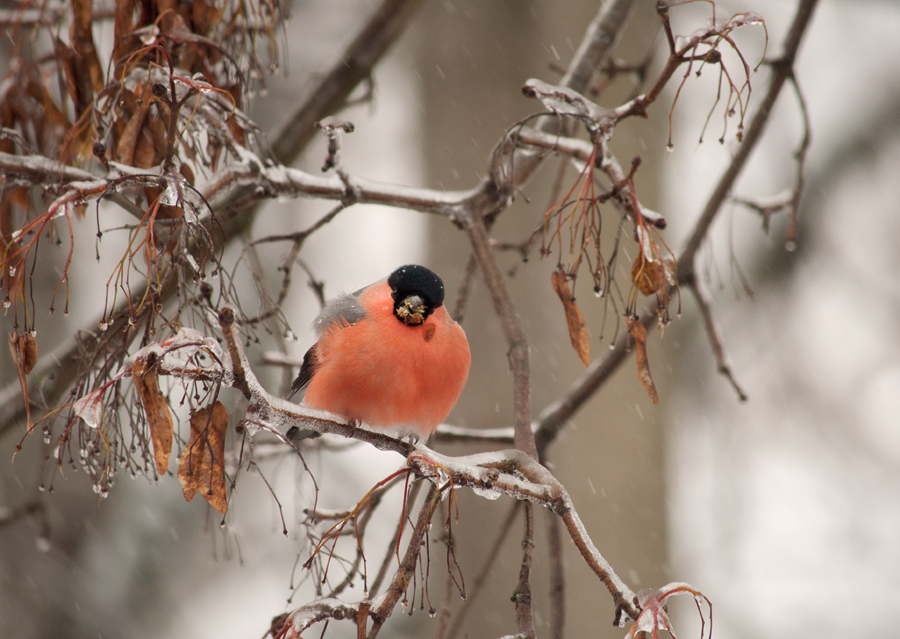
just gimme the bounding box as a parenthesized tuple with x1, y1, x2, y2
(289, 265, 470, 440)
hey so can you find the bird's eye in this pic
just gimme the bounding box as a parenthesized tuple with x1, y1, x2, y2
(395, 294, 427, 325)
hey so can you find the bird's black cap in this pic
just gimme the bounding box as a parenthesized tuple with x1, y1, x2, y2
(388, 265, 445, 317)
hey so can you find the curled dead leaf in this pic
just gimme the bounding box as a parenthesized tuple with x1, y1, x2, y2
(551, 270, 590, 366)
(178, 401, 229, 514)
(133, 356, 173, 475)
(8, 331, 38, 433)
(628, 318, 659, 405)
(631, 255, 676, 296)
(11, 331, 38, 374)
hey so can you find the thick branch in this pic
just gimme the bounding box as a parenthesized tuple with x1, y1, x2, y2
(513, 503, 536, 639)
(125, 311, 638, 625)
(407, 448, 639, 622)
(466, 208, 535, 459)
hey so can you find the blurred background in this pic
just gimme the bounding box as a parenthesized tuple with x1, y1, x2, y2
(1, 0, 899, 638)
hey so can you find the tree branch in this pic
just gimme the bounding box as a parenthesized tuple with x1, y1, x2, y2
(513, 503, 536, 639)
(677, 0, 820, 280)
(534, 0, 820, 449)
(0, 0, 425, 434)
(95, 305, 640, 626)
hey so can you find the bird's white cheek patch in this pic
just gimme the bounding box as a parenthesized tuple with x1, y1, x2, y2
(423, 324, 436, 342)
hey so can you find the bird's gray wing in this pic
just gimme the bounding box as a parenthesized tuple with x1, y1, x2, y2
(288, 288, 368, 399)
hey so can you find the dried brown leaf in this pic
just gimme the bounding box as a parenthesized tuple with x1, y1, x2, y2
(8, 332, 37, 433)
(24, 77, 72, 158)
(178, 401, 229, 514)
(191, 0, 223, 36)
(179, 163, 195, 186)
(133, 357, 173, 474)
(70, 0, 105, 106)
(113, 0, 137, 55)
(132, 124, 158, 170)
(631, 255, 675, 296)
(20, 332, 38, 374)
(628, 318, 659, 405)
(551, 270, 590, 366)
(115, 88, 150, 166)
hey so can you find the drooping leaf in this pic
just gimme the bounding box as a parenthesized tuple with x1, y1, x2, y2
(8, 332, 38, 433)
(631, 254, 675, 297)
(133, 356, 173, 475)
(178, 401, 229, 513)
(551, 269, 590, 366)
(69, 0, 106, 116)
(628, 318, 659, 405)
(115, 86, 150, 166)
(113, 0, 137, 55)
(14, 331, 38, 374)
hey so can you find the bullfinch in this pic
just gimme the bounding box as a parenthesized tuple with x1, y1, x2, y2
(289, 265, 470, 440)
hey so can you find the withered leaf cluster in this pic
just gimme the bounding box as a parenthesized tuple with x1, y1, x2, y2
(1, 0, 282, 501)
(1, 0, 281, 322)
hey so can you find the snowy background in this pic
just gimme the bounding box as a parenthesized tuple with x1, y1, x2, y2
(2, 1, 899, 638)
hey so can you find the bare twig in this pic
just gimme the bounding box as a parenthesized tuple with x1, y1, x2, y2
(445, 500, 522, 639)
(783, 72, 812, 249)
(406, 448, 639, 622)
(368, 484, 439, 638)
(511, 127, 667, 229)
(450, 252, 479, 325)
(369, 480, 422, 597)
(686, 275, 747, 401)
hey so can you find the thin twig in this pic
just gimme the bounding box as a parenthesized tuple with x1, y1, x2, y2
(433, 504, 456, 639)
(686, 276, 747, 401)
(369, 484, 439, 638)
(369, 480, 422, 597)
(450, 252, 479, 325)
(445, 500, 522, 639)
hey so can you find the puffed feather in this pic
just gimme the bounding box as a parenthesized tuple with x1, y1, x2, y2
(289, 286, 370, 399)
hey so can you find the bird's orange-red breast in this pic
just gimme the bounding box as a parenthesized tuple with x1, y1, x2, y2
(290, 265, 470, 439)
